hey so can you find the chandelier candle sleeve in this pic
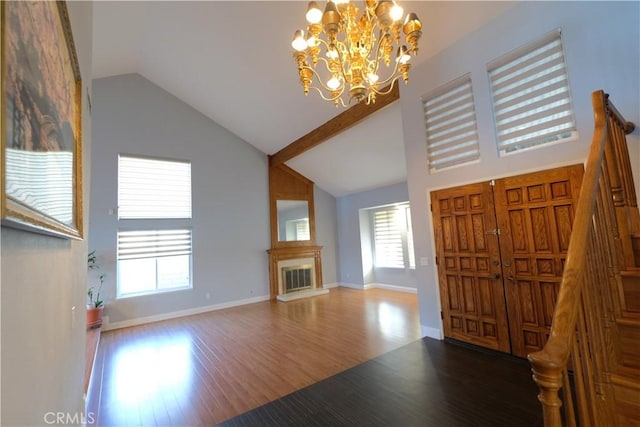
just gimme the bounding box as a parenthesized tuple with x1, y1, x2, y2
(291, 0, 421, 107)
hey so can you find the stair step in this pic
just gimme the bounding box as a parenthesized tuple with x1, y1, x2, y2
(611, 371, 640, 425)
(621, 268, 640, 277)
(612, 367, 640, 386)
(632, 233, 640, 268)
(620, 269, 640, 312)
(617, 317, 640, 371)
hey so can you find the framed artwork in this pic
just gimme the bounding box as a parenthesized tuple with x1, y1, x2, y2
(1, 1, 83, 239)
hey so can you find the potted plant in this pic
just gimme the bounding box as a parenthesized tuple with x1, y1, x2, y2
(87, 250, 105, 329)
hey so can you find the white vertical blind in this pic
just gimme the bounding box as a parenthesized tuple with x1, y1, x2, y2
(423, 75, 480, 172)
(488, 29, 577, 154)
(118, 155, 192, 219)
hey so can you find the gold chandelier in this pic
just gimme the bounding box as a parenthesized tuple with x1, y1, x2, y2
(291, 0, 422, 107)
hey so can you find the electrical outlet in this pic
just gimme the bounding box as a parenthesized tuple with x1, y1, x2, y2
(205, 292, 211, 300)
(420, 257, 429, 266)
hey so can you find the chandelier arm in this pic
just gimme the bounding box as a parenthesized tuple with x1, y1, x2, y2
(333, 45, 351, 87)
(370, 79, 398, 96)
(305, 65, 346, 93)
(308, 85, 347, 106)
(369, 30, 388, 77)
(372, 58, 402, 87)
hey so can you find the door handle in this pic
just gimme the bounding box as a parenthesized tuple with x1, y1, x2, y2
(492, 274, 501, 280)
(507, 275, 516, 282)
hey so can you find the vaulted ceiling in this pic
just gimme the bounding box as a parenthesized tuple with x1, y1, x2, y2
(92, 1, 515, 196)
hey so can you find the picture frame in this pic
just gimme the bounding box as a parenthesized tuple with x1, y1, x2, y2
(1, 1, 83, 239)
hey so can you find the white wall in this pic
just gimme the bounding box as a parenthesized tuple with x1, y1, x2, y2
(400, 1, 640, 338)
(336, 182, 417, 289)
(1, 2, 93, 425)
(90, 74, 272, 327)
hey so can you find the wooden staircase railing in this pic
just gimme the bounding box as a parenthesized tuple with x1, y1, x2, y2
(528, 90, 638, 426)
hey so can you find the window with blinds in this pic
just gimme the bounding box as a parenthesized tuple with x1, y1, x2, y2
(118, 155, 192, 219)
(423, 74, 480, 172)
(372, 203, 414, 269)
(117, 154, 193, 297)
(488, 29, 577, 155)
(117, 229, 192, 296)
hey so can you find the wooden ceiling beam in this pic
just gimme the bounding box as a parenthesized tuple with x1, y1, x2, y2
(269, 84, 400, 167)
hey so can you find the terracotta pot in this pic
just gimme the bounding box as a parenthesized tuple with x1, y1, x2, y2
(86, 306, 104, 329)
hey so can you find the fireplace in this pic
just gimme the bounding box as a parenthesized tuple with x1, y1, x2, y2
(267, 246, 328, 301)
(282, 264, 313, 293)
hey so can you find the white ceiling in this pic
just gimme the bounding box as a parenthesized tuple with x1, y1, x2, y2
(92, 1, 515, 197)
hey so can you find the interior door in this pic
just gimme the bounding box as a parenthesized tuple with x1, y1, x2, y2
(493, 164, 584, 358)
(431, 182, 511, 353)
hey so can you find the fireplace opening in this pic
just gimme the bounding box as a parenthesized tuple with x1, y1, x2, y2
(282, 264, 313, 293)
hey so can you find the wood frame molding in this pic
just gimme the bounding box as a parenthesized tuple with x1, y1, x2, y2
(269, 84, 400, 167)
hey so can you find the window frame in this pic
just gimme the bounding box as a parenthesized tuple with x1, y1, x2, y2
(116, 154, 193, 299)
(422, 74, 481, 173)
(487, 29, 578, 156)
(370, 203, 415, 270)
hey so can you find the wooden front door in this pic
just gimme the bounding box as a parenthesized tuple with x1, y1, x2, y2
(431, 164, 584, 357)
(431, 182, 511, 353)
(493, 164, 584, 357)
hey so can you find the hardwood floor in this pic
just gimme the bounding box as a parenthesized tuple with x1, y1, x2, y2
(86, 288, 422, 425)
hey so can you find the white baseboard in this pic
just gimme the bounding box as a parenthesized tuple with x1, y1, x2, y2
(102, 294, 271, 331)
(337, 282, 417, 293)
(337, 282, 367, 290)
(368, 283, 418, 294)
(323, 282, 340, 289)
(421, 325, 443, 340)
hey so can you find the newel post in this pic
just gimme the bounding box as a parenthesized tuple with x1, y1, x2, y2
(529, 355, 564, 426)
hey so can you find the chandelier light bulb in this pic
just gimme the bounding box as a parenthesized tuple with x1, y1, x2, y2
(326, 49, 339, 60)
(291, 30, 307, 51)
(305, 1, 323, 24)
(327, 76, 341, 90)
(367, 73, 379, 84)
(396, 45, 411, 64)
(390, 3, 404, 21)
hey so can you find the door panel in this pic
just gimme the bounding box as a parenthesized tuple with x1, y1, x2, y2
(494, 164, 584, 358)
(431, 183, 511, 353)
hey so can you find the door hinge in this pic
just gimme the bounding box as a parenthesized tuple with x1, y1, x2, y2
(490, 179, 495, 186)
(435, 256, 438, 265)
(486, 228, 501, 236)
(440, 311, 444, 319)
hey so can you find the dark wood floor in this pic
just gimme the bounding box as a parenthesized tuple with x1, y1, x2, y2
(220, 338, 542, 427)
(86, 288, 542, 426)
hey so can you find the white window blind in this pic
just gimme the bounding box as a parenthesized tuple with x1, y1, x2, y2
(117, 229, 192, 260)
(374, 209, 404, 268)
(423, 75, 480, 172)
(488, 29, 577, 154)
(118, 155, 192, 219)
(295, 219, 310, 240)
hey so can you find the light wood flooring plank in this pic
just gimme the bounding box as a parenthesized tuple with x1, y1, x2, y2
(87, 288, 421, 426)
